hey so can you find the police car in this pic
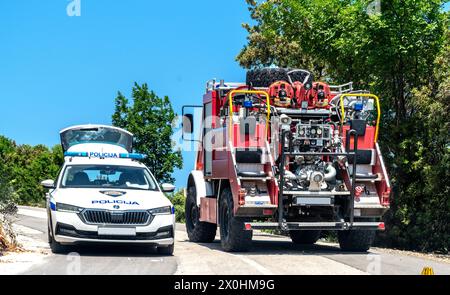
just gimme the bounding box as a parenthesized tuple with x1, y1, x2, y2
(41, 125, 176, 255)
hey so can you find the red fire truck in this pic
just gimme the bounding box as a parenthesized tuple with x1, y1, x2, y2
(182, 68, 390, 252)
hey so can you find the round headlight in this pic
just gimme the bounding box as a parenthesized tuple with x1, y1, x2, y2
(311, 128, 316, 135)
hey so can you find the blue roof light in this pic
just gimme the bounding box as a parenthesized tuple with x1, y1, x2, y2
(64, 151, 88, 157)
(119, 153, 147, 160)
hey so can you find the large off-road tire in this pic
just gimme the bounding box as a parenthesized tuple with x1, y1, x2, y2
(338, 230, 375, 252)
(219, 189, 252, 252)
(289, 230, 321, 245)
(246, 67, 313, 88)
(185, 186, 217, 243)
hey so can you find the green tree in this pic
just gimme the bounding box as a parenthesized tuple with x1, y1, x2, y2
(1, 135, 63, 207)
(167, 189, 186, 223)
(112, 82, 183, 183)
(238, 0, 449, 252)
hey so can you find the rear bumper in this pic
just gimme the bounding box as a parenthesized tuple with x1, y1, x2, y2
(244, 221, 385, 231)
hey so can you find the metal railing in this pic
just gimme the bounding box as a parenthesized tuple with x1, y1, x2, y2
(339, 93, 381, 142)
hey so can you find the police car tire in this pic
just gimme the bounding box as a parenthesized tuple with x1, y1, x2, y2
(47, 224, 52, 244)
(246, 68, 313, 88)
(219, 188, 252, 252)
(157, 244, 174, 255)
(185, 186, 217, 243)
(338, 230, 375, 252)
(49, 236, 67, 254)
(289, 230, 321, 245)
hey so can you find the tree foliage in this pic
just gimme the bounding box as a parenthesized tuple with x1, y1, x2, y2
(0, 136, 63, 207)
(238, 0, 449, 252)
(112, 82, 183, 184)
(167, 189, 186, 223)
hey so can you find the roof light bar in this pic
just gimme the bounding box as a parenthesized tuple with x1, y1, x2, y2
(119, 153, 147, 160)
(64, 151, 88, 157)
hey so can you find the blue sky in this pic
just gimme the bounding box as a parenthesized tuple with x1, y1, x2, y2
(0, 1, 449, 188)
(0, 0, 252, 188)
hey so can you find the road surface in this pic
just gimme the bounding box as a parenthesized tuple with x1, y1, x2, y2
(2, 206, 449, 275)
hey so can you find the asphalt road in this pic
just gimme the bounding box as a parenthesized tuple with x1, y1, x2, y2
(8, 207, 450, 275)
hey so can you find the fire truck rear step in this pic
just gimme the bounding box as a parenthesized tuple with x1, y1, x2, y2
(244, 222, 384, 231)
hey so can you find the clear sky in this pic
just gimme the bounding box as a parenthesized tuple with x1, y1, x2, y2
(0, 1, 449, 188)
(0, 0, 252, 188)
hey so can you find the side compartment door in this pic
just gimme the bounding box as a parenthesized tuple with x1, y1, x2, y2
(203, 102, 213, 176)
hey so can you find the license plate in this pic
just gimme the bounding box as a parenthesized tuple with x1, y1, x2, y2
(296, 197, 331, 205)
(98, 227, 136, 236)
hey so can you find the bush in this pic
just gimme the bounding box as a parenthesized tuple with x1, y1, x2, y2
(0, 164, 18, 252)
(167, 189, 186, 223)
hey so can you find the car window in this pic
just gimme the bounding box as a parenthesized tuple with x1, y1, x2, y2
(60, 165, 158, 191)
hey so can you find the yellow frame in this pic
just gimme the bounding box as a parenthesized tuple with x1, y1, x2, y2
(228, 90, 271, 139)
(339, 93, 381, 142)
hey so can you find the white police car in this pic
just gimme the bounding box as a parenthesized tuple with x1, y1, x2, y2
(41, 125, 176, 255)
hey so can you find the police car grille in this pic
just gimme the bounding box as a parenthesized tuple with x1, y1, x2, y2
(82, 210, 151, 225)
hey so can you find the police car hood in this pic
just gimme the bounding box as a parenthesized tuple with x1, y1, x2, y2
(54, 188, 171, 210)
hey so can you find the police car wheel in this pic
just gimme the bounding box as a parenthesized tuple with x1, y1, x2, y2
(47, 224, 52, 243)
(157, 244, 174, 255)
(49, 234, 68, 254)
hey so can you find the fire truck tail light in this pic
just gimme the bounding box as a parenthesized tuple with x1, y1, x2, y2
(238, 189, 246, 205)
(244, 223, 252, 230)
(263, 209, 273, 216)
(378, 222, 385, 230)
(381, 189, 391, 206)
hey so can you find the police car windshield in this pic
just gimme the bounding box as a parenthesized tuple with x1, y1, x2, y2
(60, 165, 158, 191)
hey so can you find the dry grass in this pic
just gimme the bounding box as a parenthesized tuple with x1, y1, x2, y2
(0, 216, 18, 254)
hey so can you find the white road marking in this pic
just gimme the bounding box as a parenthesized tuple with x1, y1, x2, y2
(17, 208, 47, 219)
(13, 224, 43, 235)
(232, 254, 274, 275)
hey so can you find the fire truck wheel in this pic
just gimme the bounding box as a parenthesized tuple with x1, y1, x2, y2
(338, 230, 376, 252)
(185, 186, 217, 243)
(219, 188, 252, 252)
(289, 230, 321, 245)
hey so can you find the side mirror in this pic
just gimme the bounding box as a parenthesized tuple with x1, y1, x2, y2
(161, 183, 176, 193)
(41, 179, 55, 189)
(182, 105, 202, 141)
(182, 114, 194, 134)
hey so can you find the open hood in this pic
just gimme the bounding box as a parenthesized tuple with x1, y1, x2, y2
(60, 125, 133, 153)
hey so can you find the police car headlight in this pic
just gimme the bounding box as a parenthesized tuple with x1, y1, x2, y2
(56, 203, 84, 213)
(148, 206, 173, 215)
